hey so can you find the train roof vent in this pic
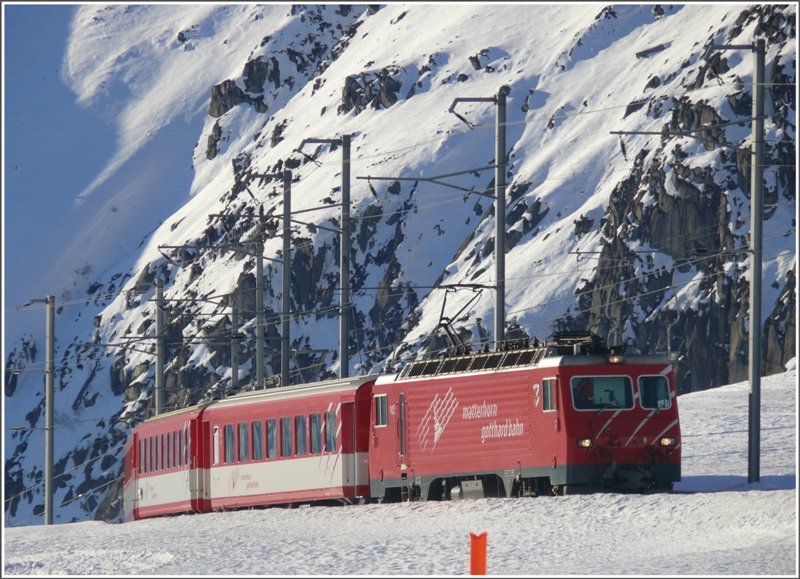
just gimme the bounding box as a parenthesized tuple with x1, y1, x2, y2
(397, 342, 548, 380)
(397, 331, 615, 380)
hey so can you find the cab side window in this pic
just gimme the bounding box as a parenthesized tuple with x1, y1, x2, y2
(542, 378, 556, 411)
(374, 395, 388, 427)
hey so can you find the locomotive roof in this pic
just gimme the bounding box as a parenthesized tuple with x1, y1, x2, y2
(207, 373, 379, 409)
(136, 374, 378, 427)
(387, 333, 671, 383)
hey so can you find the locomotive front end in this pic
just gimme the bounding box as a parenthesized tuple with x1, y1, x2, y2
(562, 355, 681, 493)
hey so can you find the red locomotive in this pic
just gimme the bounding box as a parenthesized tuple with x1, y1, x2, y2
(123, 332, 681, 521)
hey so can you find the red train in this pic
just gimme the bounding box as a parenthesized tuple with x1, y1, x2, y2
(123, 333, 681, 521)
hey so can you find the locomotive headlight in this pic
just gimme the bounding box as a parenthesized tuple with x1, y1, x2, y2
(607, 354, 624, 364)
(659, 437, 676, 447)
(576, 438, 593, 448)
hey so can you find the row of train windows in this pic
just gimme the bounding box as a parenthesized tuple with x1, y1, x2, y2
(214, 411, 337, 465)
(139, 427, 190, 474)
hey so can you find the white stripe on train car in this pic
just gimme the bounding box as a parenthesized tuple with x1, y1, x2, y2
(206, 451, 368, 499)
(136, 468, 198, 510)
(597, 409, 624, 438)
(626, 409, 657, 447)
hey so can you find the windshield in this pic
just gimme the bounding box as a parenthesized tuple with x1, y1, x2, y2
(639, 375, 672, 409)
(571, 376, 633, 410)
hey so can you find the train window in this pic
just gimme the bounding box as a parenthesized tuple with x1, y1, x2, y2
(571, 376, 634, 411)
(185, 426, 191, 466)
(542, 378, 557, 411)
(177, 430, 183, 467)
(213, 426, 220, 465)
(160, 434, 165, 471)
(224, 424, 235, 464)
(639, 376, 671, 410)
(374, 395, 388, 427)
(310, 413, 322, 454)
(295, 415, 308, 456)
(281, 417, 292, 457)
(238, 423, 249, 461)
(325, 411, 336, 452)
(139, 439, 145, 474)
(252, 421, 264, 460)
(149, 437, 154, 472)
(267, 419, 277, 458)
(174, 431, 180, 467)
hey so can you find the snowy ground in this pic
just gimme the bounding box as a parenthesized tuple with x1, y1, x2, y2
(3, 365, 797, 576)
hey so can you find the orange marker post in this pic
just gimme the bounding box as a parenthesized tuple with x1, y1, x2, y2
(470, 531, 487, 575)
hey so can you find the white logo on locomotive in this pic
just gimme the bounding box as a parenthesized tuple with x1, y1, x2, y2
(416, 387, 459, 452)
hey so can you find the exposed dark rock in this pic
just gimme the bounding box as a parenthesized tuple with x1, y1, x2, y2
(243, 56, 280, 93)
(209, 79, 268, 118)
(338, 66, 405, 115)
(206, 120, 222, 160)
(573, 214, 594, 240)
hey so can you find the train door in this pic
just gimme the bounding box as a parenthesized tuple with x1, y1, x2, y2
(131, 434, 139, 505)
(339, 402, 357, 488)
(124, 434, 139, 520)
(196, 420, 214, 511)
(531, 374, 561, 464)
(182, 421, 191, 499)
(395, 393, 408, 468)
(368, 391, 392, 495)
(185, 420, 205, 511)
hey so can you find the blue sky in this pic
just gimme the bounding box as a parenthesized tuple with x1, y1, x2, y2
(3, 4, 116, 342)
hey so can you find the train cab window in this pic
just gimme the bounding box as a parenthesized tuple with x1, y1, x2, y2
(252, 421, 264, 460)
(213, 426, 220, 465)
(374, 395, 388, 427)
(295, 415, 308, 456)
(542, 378, 557, 412)
(310, 413, 322, 454)
(280, 417, 293, 457)
(267, 419, 277, 458)
(639, 376, 672, 410)
(224, 424, 236, 464)
(238, 423, 250, 461)
(325, 411, 336, 452)
(571, 376, 633, 411)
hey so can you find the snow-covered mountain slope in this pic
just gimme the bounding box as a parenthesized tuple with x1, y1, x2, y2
(4, 4, 796, 523)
